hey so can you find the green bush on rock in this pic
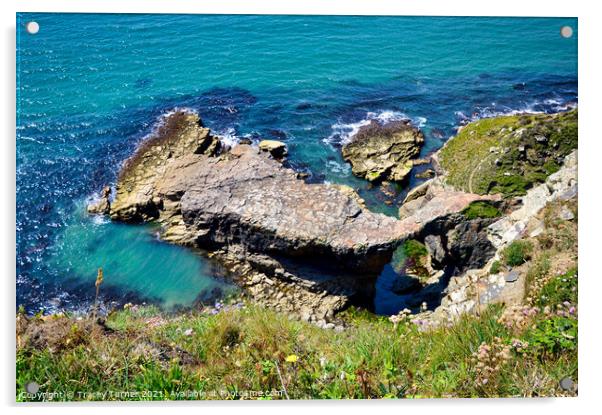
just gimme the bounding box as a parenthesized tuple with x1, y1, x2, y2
(403, 239, 428, 259)
(490, 260, 502, 275)
(461, 201, 501, 220)
(502, 240, 533, 267)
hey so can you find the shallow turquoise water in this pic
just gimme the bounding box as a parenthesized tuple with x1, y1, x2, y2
(16, 13, 577, 313)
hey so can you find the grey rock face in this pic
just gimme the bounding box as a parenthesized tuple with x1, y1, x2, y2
(424, 235, 446, 266)
(487, 150, 577, 248)
(559, 206, 575, 221)
(109, 111, 406, 274)
(504, 270, 520, 283)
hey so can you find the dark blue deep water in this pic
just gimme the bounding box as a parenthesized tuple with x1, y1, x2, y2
(16, 13, 577, 314)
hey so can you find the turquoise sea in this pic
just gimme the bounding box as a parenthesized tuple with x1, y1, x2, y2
(16, 13, 578, 314)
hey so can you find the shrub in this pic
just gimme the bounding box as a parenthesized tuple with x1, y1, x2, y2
(461, 201, 501, 220)
(490, 260, 502, 275)
(402, 239, 428, 259)
(502, 240, 533, 267)
(527, 316, 577, 358)
(490, 174, 529, 197)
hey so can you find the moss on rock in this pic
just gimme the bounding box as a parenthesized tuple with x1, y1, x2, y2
(461, 201, 501, 220)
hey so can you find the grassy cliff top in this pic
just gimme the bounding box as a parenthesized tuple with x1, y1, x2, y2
(439, 109, 577, 197)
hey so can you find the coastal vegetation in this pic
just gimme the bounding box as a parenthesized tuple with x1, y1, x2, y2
(16, 273, 577, 400)
(461, 201, 502, 220)
(401, 239, 430, 279)
(502, 240, 534, 267)
(439, 109, 577, 196)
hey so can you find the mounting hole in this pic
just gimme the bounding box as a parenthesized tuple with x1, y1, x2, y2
(560, 26, 573, 38)
(26, 21, 39, 35)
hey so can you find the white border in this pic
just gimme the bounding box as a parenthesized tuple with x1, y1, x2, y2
(3, 0, 602, 414)
(5, 0, 585, 16)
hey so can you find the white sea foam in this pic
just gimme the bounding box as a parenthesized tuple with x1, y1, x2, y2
(215, 127, 244, 148)
(455, 98, 577, 130)
(91, 214, 110, 226)
(324, 110, 427, 147)
(326, 160, 351, 176)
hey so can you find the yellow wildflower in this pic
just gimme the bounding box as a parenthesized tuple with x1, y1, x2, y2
(285, 354, 298, 363)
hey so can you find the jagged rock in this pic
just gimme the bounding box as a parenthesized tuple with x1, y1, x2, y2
(445, 218, 498, 271)
(258, 140, 287, 159)
(559, 206, 575, 221)
(109, 110, 220, 222)
(424, 235, 446, 265)
(403, 179, 434, 203)
(87, 186, 111, 215)
(109, 112, 409, 274)
(342, 120, 424, 183)
(398, 176, 499, 231)
(415, 168, 435, 179)
(412, 158, 431, 166)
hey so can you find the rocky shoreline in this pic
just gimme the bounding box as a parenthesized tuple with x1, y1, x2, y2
(88, 108, 577, 326)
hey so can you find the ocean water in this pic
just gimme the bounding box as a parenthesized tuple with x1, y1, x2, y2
(16, 13, 578, 314)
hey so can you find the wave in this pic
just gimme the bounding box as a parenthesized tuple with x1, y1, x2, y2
(326, 159, 351, 176)
(324, 110, 427, 147)
(214, 127, 252, 148)
(455, 98, 577, 126)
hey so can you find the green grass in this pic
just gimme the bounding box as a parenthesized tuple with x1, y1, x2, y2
(535, 267, 577, 309)
(439, 109, 577, 196)
(490, 260, 502, 275)
(461, 201, 501, 220)
(403, 239, 428, 259)
(502, 240, 533, 267)
(16, 295, 577, 400)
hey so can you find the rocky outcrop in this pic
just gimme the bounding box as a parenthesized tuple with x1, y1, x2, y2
(258, 140, 287, 160)
(107, 112, 415, 271)
(342, 120, 424, 183)
(102, 111, 428, 322)
(401, 150, 578, 325)
(487, 150, 577, 248)
(87, 186, 111, 215)
(437, 109, 577, 196)
(91, 110, 497, 322)
(110, 110, 221, 222)
(108, 112, 489, 276)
